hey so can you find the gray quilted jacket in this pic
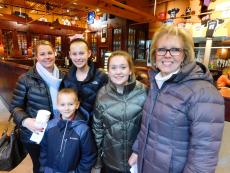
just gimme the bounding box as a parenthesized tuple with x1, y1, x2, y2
(93, 77, 147, 172)
(133, 62, 224, 173)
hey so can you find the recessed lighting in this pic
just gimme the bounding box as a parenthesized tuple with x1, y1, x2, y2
(30, 10, 36, 13)
(74, 16, 79, 20)
(96, 8, 100, 12)
(85, 29, 90, 33)
(0, 6, 3, 9)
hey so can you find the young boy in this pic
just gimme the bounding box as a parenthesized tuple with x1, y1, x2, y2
(39, 88, 97, 173)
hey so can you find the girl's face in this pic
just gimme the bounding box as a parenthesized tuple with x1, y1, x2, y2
(155, 34, 185, 76)
(108, 55, 131, 87)
(57, 93, 79, 120)
(36, 45, 55, 72)
(69, 42, 91, 70)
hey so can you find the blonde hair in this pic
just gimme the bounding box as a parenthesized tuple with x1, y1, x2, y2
(35, 40, 54, 56)
(108, 50, 134, 74)
(150, 25, 195, 66)
(70, 38, 90, 50)
(58, 88, 79, 102)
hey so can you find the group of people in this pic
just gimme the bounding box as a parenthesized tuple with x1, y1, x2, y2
(10, 25, 224, 173)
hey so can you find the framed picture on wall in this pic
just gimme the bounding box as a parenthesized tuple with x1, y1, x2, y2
(101, 27, 107, 43)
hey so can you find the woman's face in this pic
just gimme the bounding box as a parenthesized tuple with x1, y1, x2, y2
(155, 34, 185, 76)
(108, 55, 131, 87)
(36, 45, 55, 72)
(69, 42, 91, 70)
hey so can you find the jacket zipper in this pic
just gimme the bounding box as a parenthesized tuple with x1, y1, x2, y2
(124, 97, 128, 171)
(62, 139, 67, 158)
(60, 121, 69, 153)
(140, 83, 160, 172)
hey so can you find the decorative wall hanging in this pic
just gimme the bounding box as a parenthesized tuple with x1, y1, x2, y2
(87, 11, 95, 24)
(206, 18, 224, 38)
(181, 7, 193, 19)
(168, 8, 180, 19)
(157, 12, 166, 21)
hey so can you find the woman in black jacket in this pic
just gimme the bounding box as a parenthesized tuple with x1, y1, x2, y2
(10, 40, 64, 173)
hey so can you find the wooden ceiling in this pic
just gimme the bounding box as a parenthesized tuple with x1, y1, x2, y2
(0, 0, 175, 25)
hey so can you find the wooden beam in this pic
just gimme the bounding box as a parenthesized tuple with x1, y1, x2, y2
(101, 0, 155, 20)
(63, 0, 154, 22)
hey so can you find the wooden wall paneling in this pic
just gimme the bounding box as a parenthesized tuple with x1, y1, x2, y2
(50, 36, 55, 49)
(122, 22, 129, 51)
(61, 36, 69, 58)
(12, 30, 20, 57)
(107, 27, 113, 51)
(0, 30, 3, 45)
(26, 32, 32, 48)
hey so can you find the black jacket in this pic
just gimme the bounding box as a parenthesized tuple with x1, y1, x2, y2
(40, 113, 97, 173)
(9, 67, 64, 143)
(61, 61, 108, 122)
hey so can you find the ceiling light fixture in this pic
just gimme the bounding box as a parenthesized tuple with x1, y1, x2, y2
(85, 28, 90, 33)
(30, 10, 36, 13)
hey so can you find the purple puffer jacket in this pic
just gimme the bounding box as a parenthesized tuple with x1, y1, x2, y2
(133, 62, 224, 173)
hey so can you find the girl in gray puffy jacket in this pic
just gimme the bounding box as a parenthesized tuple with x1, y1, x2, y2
(92, 51, 147, 173)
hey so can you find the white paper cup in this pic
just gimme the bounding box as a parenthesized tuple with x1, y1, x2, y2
(36, 110, 51, 127)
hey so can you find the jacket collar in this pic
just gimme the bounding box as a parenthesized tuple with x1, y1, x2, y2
(68, 60, 96, 83)
(27, 66, 64, 80)
(108, 74, 136, 95)
(57, 111, 87, 130)
(149, 62, 213, 85)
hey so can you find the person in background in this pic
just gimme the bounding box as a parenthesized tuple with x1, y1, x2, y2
(39, 88, 97, 173)
(92, 51, 147, 173)
(10, 40, 64, 173)
(61, 38, 108, 123)
(217, 68, 230, 88)
(129, 25, 225, 173)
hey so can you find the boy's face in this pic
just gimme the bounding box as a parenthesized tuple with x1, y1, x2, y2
(57, 93, 80, 120)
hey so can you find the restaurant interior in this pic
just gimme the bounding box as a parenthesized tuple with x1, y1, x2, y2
(0, 0, 230, 172)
